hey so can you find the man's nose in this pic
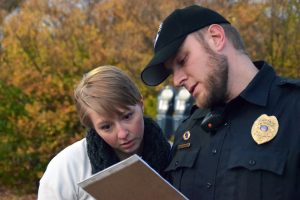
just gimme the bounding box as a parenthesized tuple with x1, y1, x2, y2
(173, 69, 187, 87)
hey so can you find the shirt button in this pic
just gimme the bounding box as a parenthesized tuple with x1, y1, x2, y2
(212, 149, 217, 154)
(206, 182, 212, 189)
(249, 160, 256, 166)
(175, 161, 179, 166)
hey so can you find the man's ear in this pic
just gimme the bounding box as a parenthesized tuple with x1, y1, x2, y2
(207, 24, 226, 51)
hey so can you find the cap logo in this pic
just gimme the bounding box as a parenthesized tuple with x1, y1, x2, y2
(154, 22, 163, 48)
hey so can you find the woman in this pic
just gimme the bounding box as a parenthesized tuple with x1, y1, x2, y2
(38, 65, 171, 199)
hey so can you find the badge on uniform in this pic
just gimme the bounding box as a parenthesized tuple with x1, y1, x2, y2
(251, 114, 279, 144)
(177, 131, 191, 149)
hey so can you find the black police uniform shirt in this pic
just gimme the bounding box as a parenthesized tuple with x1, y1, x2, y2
(165, 61, 300, 200)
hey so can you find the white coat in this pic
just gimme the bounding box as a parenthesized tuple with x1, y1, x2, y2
(38, 139, 95, 200)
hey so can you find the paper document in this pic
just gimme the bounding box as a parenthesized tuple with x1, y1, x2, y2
(78, 154, 188, 200)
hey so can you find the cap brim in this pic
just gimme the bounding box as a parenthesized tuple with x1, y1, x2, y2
(141, 35, 186, 86)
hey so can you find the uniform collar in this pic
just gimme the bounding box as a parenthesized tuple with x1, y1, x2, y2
(189, 106, 209, 120)
(239, 61, 276, 107)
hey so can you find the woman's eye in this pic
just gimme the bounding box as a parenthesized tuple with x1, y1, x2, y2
(123, 112, 133, 120)
(100, 124, 111, 131)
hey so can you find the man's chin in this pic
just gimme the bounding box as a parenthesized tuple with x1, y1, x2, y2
(195, 100, 209, 109)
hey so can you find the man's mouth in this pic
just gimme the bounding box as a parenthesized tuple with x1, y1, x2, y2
(188, 84, 197, 96)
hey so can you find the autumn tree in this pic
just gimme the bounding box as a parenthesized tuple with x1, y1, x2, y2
(0, 0, 108, 193)
(200, 0, 300, 77)
(260, 0, 300, 77)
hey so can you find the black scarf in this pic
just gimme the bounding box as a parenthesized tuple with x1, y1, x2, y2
(86, 117, 171, 177)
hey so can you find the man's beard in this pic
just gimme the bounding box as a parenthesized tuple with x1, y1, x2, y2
(197, 52, 229, 109)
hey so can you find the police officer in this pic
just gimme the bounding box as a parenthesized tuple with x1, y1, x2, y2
(141, 5, 300, 200)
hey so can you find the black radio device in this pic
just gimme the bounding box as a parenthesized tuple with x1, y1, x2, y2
(200, 109, 224, 133)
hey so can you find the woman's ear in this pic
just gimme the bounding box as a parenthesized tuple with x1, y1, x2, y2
(207, 24, 226, 51)
(139, 98, 144, 113)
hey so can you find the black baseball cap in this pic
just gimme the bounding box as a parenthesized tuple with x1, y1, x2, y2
(141, 5, 230, 86)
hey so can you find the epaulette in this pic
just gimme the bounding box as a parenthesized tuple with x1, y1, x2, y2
(181, 105, 208, 124)
(277, 77, 300, 87)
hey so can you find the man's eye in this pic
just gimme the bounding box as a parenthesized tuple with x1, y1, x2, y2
(177, 56, 187, 66)
(179, 59, 185, 65)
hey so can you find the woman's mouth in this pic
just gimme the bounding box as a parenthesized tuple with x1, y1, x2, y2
(121, 139, 135, 149)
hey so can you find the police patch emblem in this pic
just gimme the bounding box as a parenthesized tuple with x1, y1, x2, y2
(251, 114, 279, 144)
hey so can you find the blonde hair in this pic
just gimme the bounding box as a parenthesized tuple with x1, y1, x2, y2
(74, 65, 142, 128)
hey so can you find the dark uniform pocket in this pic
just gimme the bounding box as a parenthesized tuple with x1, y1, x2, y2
(165, 148, 200, 191)
(166, 148, 200, 170)
(227, 148, 288, 200)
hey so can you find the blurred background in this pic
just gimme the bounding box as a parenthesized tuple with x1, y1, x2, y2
(0, 0, 299, 198)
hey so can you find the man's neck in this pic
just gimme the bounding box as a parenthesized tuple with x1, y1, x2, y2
(226, 52, 259, 101)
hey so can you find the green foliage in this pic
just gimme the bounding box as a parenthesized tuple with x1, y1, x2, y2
(0, 0, 299, 194)
(0, 81, 31, 190)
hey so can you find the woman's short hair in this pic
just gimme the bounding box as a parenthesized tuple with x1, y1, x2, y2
(74, 65, 142, 128)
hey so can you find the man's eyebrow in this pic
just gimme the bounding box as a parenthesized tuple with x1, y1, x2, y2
(174, 44, 186, 60)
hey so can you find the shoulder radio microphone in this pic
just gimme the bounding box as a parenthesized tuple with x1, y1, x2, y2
(200, 108, 225, 133)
